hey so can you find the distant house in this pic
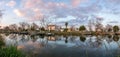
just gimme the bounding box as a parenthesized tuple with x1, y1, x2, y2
(47, 25, 56, 31)
(96, 28, 102, 32)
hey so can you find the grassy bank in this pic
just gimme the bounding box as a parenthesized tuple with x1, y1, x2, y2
(0, 46, 26, 57)
(0, 36, 26, 57)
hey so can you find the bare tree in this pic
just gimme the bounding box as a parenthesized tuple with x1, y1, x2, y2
(19, 22, 29, 31)
(3, 26, 10, 32)
(88, 20, 93, 31)
(31, 22, 39, 31)
(39, 15, 52, 28)
(92, 16, 104, 32)
(105, 24, 113, 32)
(9, 24, 18, 32)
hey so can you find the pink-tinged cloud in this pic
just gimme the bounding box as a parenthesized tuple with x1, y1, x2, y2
(71, 0, 89, 7)
(23, 0, 43, 9)
(18, 0, 99, 21)
(6, 0, 16, 7)
(14, 9, 25, 17)
(24, 1, 34, 9)
(72, 0, 81, 7)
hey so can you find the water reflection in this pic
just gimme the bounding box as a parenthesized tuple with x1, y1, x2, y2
(79, 36, 86, 42)
(107, 35, 112, 38)
(2, 34, 120, 57)
(65, 36, 68, 43)
(113, 35, 119, 42)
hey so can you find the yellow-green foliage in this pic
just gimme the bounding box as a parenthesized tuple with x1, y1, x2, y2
(0, 36, 5, 48)
(0, 46, 26, 57)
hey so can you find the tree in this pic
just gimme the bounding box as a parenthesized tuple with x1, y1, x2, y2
(31, 22, 39, 31)
(39, 16, 52, 28)
(113, 25, 119, 32)
(40, 27, 45, 31)
(64, 28, 68, 32)
(92, 16, 103, 32)
(9, 24, 18, 32)
(64, 22, 68, 32)
(65, 22, 68, 29)
(88, 20, 92, 31)
(19, 22, 28, 31)
(79, 25, 86, 31)
(3, 26, 10, 32)
(106, 24, 112, 32)
(108, 28, 112, 32)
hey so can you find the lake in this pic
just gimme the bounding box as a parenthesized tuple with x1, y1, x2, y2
(2, 34, 120, 57)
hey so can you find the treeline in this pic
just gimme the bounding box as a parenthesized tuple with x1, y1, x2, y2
(0, 19, 119, 35)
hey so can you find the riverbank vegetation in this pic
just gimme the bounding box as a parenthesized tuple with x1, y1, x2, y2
(0, 46, 26, 57)
(0, 35, 26, 57)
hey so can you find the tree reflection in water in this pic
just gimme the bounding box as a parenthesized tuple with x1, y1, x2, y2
(79, 36, 86, 42)
(106, 35, 113, 43)
(65, 36, 68, 43)
(30, 35, 37, 42)
(4, 33, 10, 36)
(87, 36, 102, 48)
(108, 35, 112, 38)
(113, 35, 119, 42)
(113, 35, 120, 48)
(39, 35, 45, 39)
(2, 34, 120, 57)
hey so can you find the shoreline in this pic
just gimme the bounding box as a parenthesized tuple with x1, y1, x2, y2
(1, 31, 120, 36)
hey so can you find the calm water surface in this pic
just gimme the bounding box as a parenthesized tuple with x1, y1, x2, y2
(2, 34, 120, 57)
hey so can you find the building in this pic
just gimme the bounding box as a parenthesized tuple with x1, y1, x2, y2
(47, 25, 56, 31)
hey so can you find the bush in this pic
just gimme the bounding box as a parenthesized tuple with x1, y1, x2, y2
(0, 46, 26, 57)
(64, 28, 68, 32)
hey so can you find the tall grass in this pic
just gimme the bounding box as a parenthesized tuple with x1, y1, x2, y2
(0, 34, 26, 57)
(0, 35, 5, 48)
(0, 46, 26, 57)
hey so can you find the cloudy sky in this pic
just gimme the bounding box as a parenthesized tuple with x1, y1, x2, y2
(0, 0, 120, 26)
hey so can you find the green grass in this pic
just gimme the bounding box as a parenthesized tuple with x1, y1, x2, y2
(0, 34, 26, 57)
(0, 36, 5, 48)
(0, 46, 26, 57)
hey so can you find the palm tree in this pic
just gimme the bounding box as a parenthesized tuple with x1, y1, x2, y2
(65, 22, 68, 29)
(64, 22, 68, 32)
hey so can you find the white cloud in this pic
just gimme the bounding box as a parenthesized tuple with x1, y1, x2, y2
(14, 9, 25, 17)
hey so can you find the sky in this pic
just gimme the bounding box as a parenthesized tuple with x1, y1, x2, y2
(0, 0, 120, 26)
